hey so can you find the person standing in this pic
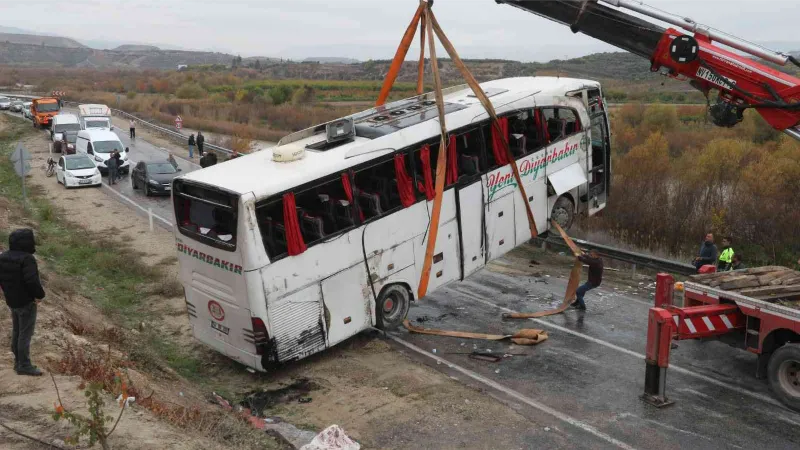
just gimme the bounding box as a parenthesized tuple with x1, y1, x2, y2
(0, 229, 46, 376)
(188, 134, 196, 158)
(731, 254, 746, 270)
(693, 233, 718, 272)
(106, 153, 118, 185)
(113, 150, 124, 182)
(571, 249, 604, 311)
(129, 119, 136, 139)
(167, 151, 178, 170)
(196, 131, 205, 156)
(718, 237, 735, 271)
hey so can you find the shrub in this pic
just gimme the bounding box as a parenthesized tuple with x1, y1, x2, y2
(175, 82, 206, 99)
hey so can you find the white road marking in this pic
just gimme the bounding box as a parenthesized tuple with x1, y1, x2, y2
(385, 333, 639, 450)
(459, 295, 786, 409)
(101, 183, 173, 229)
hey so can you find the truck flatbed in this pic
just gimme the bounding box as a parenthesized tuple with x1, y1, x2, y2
(687, 266, 800, 311)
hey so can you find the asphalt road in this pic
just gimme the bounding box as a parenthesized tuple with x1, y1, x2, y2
(390, 263, 800, 449)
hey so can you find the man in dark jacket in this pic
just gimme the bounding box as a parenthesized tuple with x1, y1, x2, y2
(571, 249, 603, 311)
(0, 229, 46, 376)
(196, 131, 205, 156)
(694, 233, 718, 272)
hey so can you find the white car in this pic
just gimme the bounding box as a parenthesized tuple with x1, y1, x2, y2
(0, 96, 11, 110)
(56, 154, 102, 188)
(22, 102, 32, 119)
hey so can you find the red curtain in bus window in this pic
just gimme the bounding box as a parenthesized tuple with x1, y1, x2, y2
(181, 198, 191, 226)
(394, 153, 415, 208)
(341, 173, 364, 221)
(535, 109, 550, 144)
(419, 144, 435, 201)
(491, 117, 510, 166)
(575, 116, 582, 132)
(282, 192, 307, 256)
(446, 134, 458, 185)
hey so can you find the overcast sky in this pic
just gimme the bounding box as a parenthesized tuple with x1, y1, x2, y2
(2, 0, 798, 61)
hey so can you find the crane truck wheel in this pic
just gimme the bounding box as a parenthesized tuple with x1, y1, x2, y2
(551, 196, 575, 231)
(767, 343, 800, 412)
(375, 284, 410, 330)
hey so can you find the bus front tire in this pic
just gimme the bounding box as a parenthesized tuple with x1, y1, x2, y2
(767, 343, 800, 412)
(551, 196, 575, 231)
(376, 284, 410, 330)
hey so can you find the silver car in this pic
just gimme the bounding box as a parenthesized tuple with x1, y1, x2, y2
(10, 100, 24, 112)
(22, 102, 32, 119)
(0, 97, 10, 110)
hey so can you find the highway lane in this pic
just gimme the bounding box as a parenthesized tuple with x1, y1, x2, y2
(391, 262, 800, 449)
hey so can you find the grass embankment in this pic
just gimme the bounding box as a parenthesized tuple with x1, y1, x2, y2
(0, 119, 280, 449)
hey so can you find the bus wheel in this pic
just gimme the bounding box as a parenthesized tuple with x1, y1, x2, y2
(376, 284, 410, 330)
(768, 343, 800, 412)
(551, 196, 575, 231)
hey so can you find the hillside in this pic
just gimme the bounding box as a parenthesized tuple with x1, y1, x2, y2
(113, 44, 160, 52)
(0, 32, 85, 48)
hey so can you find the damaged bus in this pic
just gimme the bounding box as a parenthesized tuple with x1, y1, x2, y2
(172, 77, 612, 371)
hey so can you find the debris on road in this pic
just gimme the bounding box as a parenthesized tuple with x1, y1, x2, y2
(300, 424, 360, 450)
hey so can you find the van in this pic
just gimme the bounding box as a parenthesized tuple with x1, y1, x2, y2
(75, 130, 130, 174)
(51, 114, 82, 143)
(78, 104, 113, 131)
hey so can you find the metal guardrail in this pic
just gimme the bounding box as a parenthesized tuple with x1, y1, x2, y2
(536, 235, 697, 276)
(0, 92, 233, 155)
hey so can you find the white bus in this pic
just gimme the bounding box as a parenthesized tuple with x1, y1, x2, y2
(172, 77, 611, 371)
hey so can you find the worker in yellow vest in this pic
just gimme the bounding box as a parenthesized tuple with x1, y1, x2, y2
(718, 236, 734, 271)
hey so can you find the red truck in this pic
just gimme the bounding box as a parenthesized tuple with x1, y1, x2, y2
(643, 268, 800, 411)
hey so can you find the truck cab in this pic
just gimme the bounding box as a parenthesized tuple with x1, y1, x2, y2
(32, 97, 61, 128)
(78, 104, 113, 131)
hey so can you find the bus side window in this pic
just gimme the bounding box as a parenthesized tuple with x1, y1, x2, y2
(354, 158, 402, 220)
(454, 129, 483, 179)
(256, 200, 288, 260)
(412, 141, 443, 198)
(295, 177, 353, 244)
(542, 107, 581, 143)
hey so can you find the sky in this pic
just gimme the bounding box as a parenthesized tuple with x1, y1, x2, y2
(1, 0, 799, 61)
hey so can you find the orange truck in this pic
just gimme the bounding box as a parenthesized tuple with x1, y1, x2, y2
(31, 97, 61, 128)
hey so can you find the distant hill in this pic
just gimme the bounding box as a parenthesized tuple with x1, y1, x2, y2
(113, 44, 160, 52)
(303, 57, 359, 64)
(0, 32, 86, 49)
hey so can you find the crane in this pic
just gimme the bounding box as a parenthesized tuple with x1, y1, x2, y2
(496, 0, 800, 141)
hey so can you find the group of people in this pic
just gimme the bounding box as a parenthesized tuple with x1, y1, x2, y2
(105, 149, 126, 185)
(187, 132, 204, 158)
(693, 233, 744, 273)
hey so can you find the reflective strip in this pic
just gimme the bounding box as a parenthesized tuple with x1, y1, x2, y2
(702, 316, 715, 331)
(720, 314, 734, 329)
(684, 318, 697, 334)
(673, 316, 679, 326)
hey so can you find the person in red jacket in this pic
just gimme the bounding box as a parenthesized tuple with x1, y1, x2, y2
(0, 229, 46, 376)
(571, 249, 604, 311)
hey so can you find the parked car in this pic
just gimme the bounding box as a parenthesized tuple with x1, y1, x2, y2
(22, 102, 33, 119)
(75, 129, 129, 175)
(9, 100, 24, 112)
(0, 96, 11, 110)
(131, 160, 180, 196)
(55, 154, 102, 188)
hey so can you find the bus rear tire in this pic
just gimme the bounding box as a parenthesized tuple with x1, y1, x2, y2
(768, 343, 800, 412)
(551, 196, 575, 231)
(376, 284, 410, 330)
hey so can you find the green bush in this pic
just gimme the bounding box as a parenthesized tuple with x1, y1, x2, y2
(175, 82, 206, 100)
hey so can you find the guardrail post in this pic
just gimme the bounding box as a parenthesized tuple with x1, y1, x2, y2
(631, 263, 637, 279)
(148, 207, 154, 232)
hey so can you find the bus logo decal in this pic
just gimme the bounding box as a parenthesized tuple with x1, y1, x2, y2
(208, 300, 225, 321)
(487, 140, 580, 201)
(176, 243, 243, 275)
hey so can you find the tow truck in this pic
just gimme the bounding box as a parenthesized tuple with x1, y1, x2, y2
(491, 0, 800, 410)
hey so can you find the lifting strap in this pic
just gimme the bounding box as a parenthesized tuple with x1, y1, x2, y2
(403, 320, 548, 346)
(503, 221, 584, 320)
(376, 1, 540, 300)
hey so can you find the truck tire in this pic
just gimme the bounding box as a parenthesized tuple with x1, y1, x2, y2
(551, 196, 575, 231)
(767, 343, 800, 412)
(375, 284, 410, 330)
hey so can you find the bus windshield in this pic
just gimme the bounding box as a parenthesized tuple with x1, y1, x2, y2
(174, 180, 238, 250)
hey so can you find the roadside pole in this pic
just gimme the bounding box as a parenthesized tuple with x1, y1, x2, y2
(10, 142, 31, 209)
